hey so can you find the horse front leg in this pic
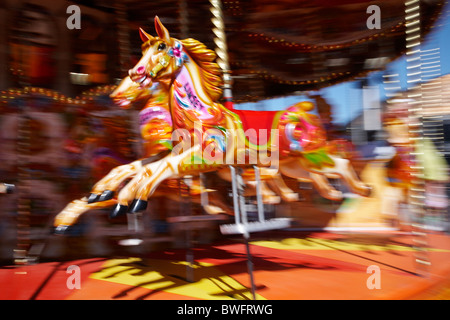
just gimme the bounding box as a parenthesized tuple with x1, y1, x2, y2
(52, 161, 144, 233)
(53, 198, 118, 234)
(109, 160, 162, 217)
(0, 183, 14, 194)
(88, 151, 170, 203)
(112, 144, 203, 216)
(88, 160, 143, 203)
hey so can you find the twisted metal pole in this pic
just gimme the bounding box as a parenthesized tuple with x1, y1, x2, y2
(209, 0, 233, 105)
(210, 1, 256, 299)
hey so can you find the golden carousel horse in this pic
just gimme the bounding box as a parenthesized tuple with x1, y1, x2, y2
(54, 17, 371, 232)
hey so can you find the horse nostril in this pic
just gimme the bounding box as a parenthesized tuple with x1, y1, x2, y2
(137, 66, 145, 74)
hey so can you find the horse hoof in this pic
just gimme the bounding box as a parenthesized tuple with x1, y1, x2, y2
(99, 190, 114, 202)
(130, 199, 148, 213)
(54, 225, 71, 235)
(87, 193, 100, 204)
(365, 186, 373, 197)
(5, 184, 15, 194)
(110, 204, 129, 219)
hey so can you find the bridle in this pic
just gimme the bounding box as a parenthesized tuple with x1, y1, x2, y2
(148, 53, 171, 78)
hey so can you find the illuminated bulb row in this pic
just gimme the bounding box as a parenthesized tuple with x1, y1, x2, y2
(243, 23, 403, 51)
(0, 85, 117, 107)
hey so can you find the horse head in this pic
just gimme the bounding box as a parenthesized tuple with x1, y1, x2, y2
(128, 17, 187, 88)
(111, 16, 187, 108)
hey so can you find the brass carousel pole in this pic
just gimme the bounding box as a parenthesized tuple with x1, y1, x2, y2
(210, 0, 233, 104)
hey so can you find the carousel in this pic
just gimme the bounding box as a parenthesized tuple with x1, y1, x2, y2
(0, 0, 449, 301)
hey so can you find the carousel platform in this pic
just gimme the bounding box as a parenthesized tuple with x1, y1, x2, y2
(1, 229, 450, 300)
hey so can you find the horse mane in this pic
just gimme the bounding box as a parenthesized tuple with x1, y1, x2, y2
(180, 38, 224, 101)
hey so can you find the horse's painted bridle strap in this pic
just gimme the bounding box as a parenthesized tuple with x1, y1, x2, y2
(149, 54, 171, 78)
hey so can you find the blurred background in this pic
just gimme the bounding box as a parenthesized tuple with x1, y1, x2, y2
(0, 0, 449, 264)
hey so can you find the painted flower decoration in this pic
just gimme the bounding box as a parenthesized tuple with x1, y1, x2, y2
(168, 41, 189, 67)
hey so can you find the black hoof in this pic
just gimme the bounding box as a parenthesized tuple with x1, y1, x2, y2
(87, 193, 100, 204)
(5, 184, 15, 194)
(130, 199, 148, 213)
(54, 225, 71, 235)
(99, 190, 114, 202)
(110, 204, 129, 219)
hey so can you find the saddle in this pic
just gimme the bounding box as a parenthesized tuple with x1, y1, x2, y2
(230, 109, 278, 146)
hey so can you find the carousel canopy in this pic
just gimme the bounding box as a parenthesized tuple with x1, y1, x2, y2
(72, 0, 445, 103)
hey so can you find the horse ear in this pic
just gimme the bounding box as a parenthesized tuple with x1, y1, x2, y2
(154, 16, 172, 45)
(139, 28, 153, 43)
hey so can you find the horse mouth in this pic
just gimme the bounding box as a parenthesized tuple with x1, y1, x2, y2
(110, 94, 132, 108)
(135, 74, 152, 87)
(117, 98, 131, 108)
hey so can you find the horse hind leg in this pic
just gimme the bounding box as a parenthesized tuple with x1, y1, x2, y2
(204, 191, 235, 215)
(217, 167, 281, 204)
(309, 172, 343, 201)
(266, 173, 299, 202)
(245, 179, 281, 204)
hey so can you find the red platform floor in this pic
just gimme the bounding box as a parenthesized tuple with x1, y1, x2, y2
(1, 230, 450, 300)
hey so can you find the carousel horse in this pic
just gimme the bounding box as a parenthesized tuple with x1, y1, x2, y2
(87, 76, 295, 205)
(54, 17, 370, 231)
(55, 69, 305, 231)
(54, 76, 231, 231)
(53, 77, 297, 230)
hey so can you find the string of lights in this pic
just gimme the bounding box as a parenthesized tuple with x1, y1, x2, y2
(404, 0, 430, 275)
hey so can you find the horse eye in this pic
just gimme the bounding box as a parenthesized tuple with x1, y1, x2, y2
(158, 43, 166, 51)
